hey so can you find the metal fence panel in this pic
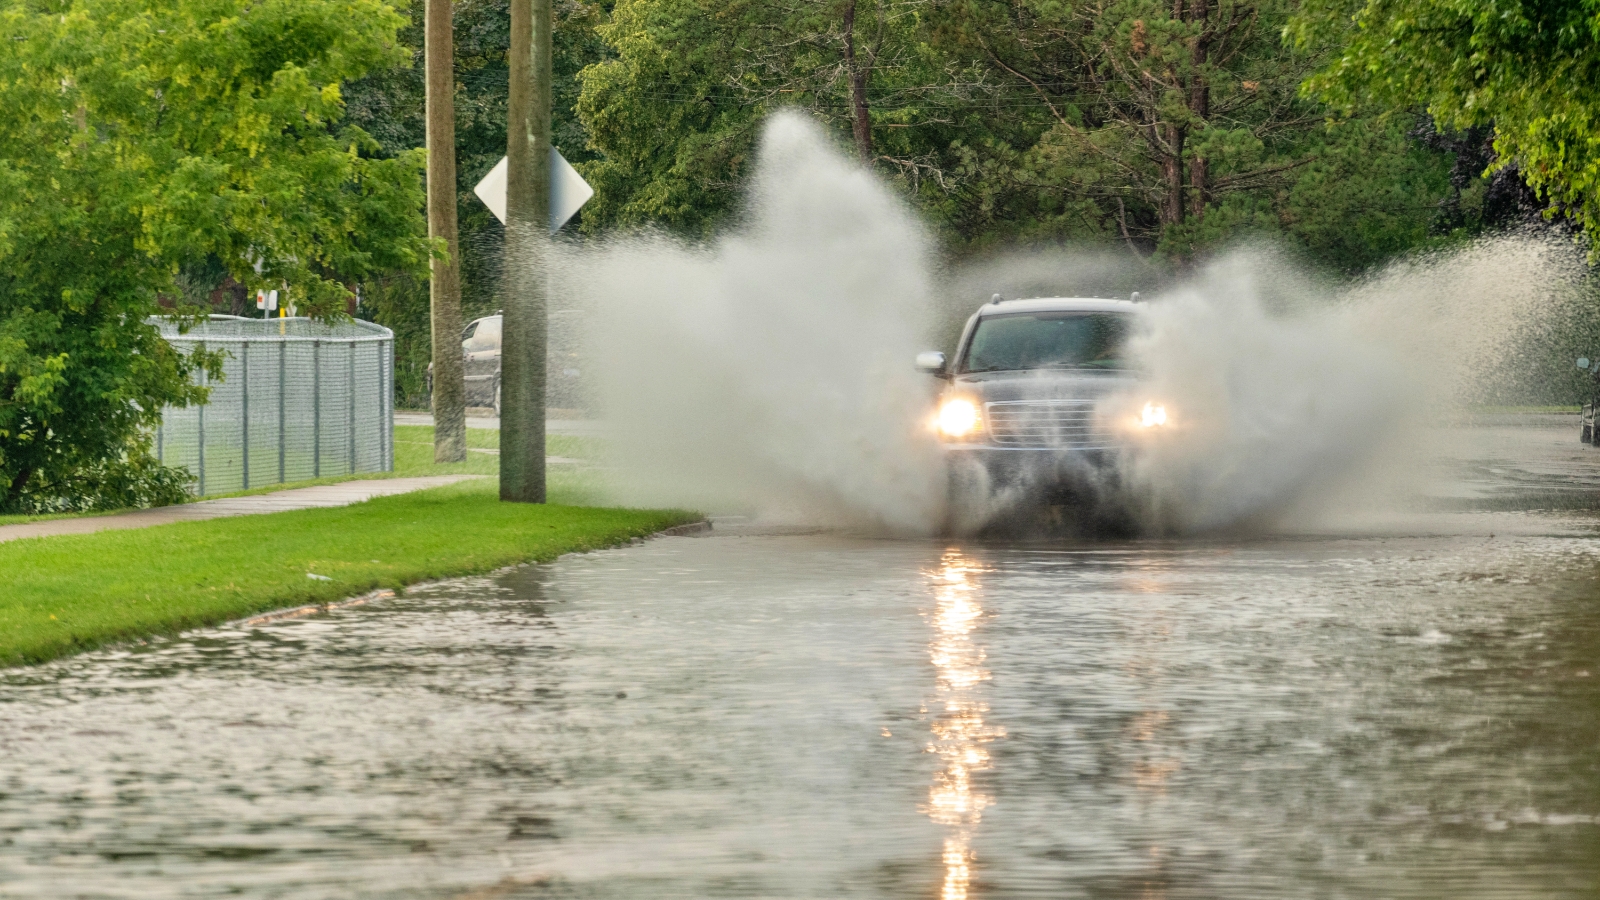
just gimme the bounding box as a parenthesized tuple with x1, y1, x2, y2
(153, 316, 394, 495)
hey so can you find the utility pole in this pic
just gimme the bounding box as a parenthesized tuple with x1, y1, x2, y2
(426, 0, 467, 463)
(501, 0, 550, 502)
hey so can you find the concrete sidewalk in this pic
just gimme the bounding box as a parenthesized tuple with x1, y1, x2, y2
(394, 410, 606, 437)
(0, 476, 481, 545)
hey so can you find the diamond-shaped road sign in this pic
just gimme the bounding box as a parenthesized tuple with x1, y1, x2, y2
(472, 149, 594, 232)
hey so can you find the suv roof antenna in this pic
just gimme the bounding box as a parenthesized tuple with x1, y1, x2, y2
(990, 293, 1004, 305)
(1130, 291, 1142, 303)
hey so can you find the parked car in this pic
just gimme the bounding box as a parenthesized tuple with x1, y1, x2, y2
(428, 315, 503, 414)
(425, 312, 589, 416)
(918, 296, 1167, 530)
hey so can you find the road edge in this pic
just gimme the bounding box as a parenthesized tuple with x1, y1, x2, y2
(212, 517, 713, 630)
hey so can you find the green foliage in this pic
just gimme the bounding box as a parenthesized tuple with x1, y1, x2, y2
(0, 0, 429, 510)
(577, 0, 758, 234)
(921, 0, 1459, 266)
(576, 0, 967, 235)
(1292, 0, 1600, 247)
(1280, 113, 1455, 273)
(12, 440, 194, 514)
(576, 0, 1456, 270)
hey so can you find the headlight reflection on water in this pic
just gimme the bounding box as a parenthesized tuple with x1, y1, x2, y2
(924, 550, 1006, 900)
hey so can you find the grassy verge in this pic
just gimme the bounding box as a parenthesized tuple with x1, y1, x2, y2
(0, 479, 697, 668)
(0, 425, 599, 526)
(0, 507, 127, 529)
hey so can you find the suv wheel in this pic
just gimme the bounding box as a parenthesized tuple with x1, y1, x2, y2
(945, 458, 994, 536)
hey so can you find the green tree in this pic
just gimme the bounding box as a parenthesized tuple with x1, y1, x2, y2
(1291, 0, 1600, 245)
(575, 0, 1452, 270)
(1278, 112, 1453, 272)
(0, 0, 430, 511)
(928, 0, 1440, 262)
(575, 0, 958, 235)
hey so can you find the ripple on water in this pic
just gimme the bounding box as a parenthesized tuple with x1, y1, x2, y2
(3, 529, 1600, 898)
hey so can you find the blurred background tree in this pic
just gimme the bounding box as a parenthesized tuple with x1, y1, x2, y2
(1292, 0, 1596, 248)
(570, 0, 1477, 271)
(574, 0, 962, 234)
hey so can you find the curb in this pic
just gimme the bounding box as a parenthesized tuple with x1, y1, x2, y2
(235, 588, 398, 627)
(225, 518, 712, 630)
(657, 520, 713, 537)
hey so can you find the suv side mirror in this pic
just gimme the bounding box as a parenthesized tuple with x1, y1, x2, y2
(915, 351, 947, 375)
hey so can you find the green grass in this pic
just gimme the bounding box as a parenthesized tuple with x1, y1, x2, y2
(0, 479, 697, 668)
(0, 507, 126, 528)
(0, 425, 600, 525)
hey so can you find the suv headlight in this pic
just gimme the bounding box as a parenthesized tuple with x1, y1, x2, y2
(938, 397, 982, 438)
(1138, 402, 1168, 428)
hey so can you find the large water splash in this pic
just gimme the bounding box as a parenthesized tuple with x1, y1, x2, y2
(558, 113, 945, 532)
(558, 112, 1590, 536)
(1120, 238, 1588, 533)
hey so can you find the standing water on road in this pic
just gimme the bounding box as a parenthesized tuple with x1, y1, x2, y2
(7, 478, 1600, 896)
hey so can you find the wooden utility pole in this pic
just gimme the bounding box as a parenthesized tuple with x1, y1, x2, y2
(426, 0, 466, 463)
(501, 0, 550, 502)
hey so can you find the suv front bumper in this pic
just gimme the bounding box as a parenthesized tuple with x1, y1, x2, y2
(943, 444, 1123, 501)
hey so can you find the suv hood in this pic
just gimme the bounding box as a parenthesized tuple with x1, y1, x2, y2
(952, 369, 1137, 404)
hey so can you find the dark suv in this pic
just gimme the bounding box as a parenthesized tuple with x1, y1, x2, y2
(918, 296, 1166, 528)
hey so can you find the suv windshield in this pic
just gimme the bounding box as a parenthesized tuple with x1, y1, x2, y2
(963, 312, 1133, 373)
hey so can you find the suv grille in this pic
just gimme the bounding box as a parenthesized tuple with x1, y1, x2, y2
(985, 400, 1116, 448)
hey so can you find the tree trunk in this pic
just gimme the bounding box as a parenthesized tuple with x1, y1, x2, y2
(501, 0, 550, 503)
(842, 0, 873, 162)
(1187, 0, 1211, 220)
(3, 466, 31, 511)
(425, 0, 466, 463)
(1161, 124, 1185, 226)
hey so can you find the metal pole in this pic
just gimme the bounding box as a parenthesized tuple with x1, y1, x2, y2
(376, 341, 384, 472)
(197, 346, 207, 496)
(241, 341, 250, 490)
(313, 339, 321, 478)
(386, 339, 395, 472)
(347, 342, 356, 474)
(278, 339, 286, 484)
(378, 341, 390, 472)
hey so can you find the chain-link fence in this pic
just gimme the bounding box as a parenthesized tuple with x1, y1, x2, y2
(152, 316, 394, 495)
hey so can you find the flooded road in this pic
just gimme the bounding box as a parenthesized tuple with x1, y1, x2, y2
(5, 423, 1600, 898)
